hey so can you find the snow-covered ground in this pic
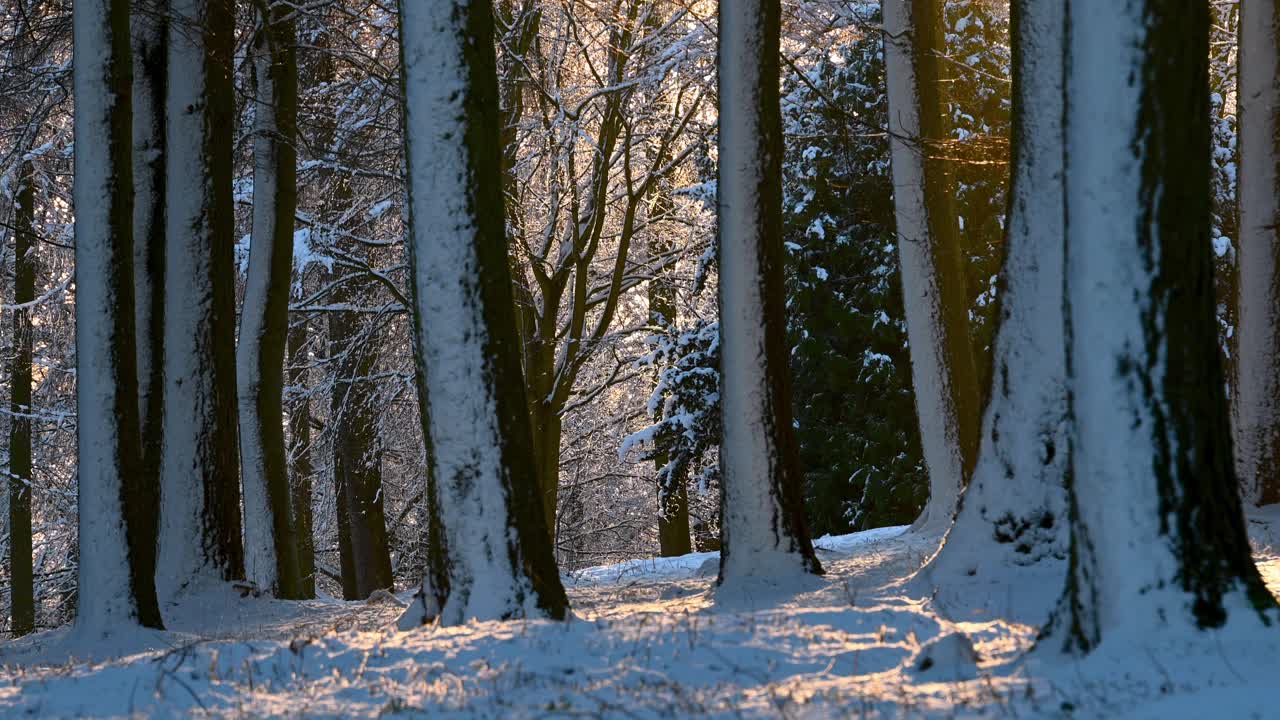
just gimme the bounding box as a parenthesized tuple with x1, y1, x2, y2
(3, 517, 1280, 718)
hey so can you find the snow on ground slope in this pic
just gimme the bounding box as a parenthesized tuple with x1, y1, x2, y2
(1, 518, 1279, 718)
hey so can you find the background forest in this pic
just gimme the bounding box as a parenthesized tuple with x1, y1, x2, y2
(0, 0, 1242, 635)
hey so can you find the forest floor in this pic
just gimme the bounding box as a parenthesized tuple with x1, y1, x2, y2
(3, 515, 1280, 718)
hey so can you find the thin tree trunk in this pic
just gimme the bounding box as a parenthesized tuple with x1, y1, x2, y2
(716, 0, 823, 586)
(238, 0, 304, 599)
(131, 0, 165, 600)
(649, 237, 691, 557)
(881, 0, 983, 536)
(158, 0, 244, 595)
(71, 0, 164, 631)
(1049, 0, 1276, 654)
(286, 308, 315, 597)
(495, 0, 551, 537)
(914, 0, 1068, 602)
(329, 290, 393, 600)
(398, 0, 569, 626)
(1233, 0, 1280, 506)
(8, 160, 34, 636)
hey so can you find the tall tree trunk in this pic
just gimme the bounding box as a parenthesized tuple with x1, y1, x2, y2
(238, 0, 304, 599)
(1234, 0, 1280, 506)
(71, 0, 164, 631)
(495, 0, 552, 537)
(881, 0, 983, 536)
(716, 0, 823, 586)
(8, 160, 34, 636)
(286, 307, 315, 597)
(158, 0, 244, 595)
(914, 0, 1068, 603)
(328, 288, 393, 600)
(1049, 0, 1276, 654)
(649, 237, 691, 557)
(397, 0, 569, 626)
(130, 0, 165, 602)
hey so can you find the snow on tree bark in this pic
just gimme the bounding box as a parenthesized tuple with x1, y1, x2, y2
(130, 0, 166, 606)
(1051, 0, 1276, 654)
(881, 0, 983, 536)
(238, 0, 305, 599)
(158, 0, 244, 596)
(1234, 0, 1280, 506)
(716, 0, 823, 584)
(398, 0, 568, 625)
(72, 0, 164, 631)
(915, 0, 1068, 592)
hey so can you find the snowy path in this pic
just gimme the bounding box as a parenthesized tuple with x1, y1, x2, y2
(2, 521, 1280, 718)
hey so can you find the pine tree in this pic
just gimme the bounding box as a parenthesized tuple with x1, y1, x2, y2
(158, 0, 244, 595)
(914, 0, 1067, 602)
(72, 0, 164, 632)
(780, 10, 927, 534)
(943, 0, 1011, 397)
(881, 0, 983, 536)
(1233, 0, 1280, 506)
(716, 0, 823, 585)
(1209, 1, 1239, 388)
(397, 0, 568, 626)
(1049, 0, 1276, 653)
(238, 0, 305, 599)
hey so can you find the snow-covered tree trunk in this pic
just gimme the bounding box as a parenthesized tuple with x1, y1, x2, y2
(1049, 0, 1276, 654)
(397, 0, 569, 626)
(158, 0, 244, 596)
(9, 159, 34, 636)
(716, 0, 823, 585)
(1234, 0, 1280, 506)
(72, 0, 164, 631)
(915, 0, 1068, 596)
(130, 0, 165, 604)
(238, 0, 304, 599)
(881, 0, 983, 536)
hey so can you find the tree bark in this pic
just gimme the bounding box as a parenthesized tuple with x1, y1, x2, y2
(1233, 0, 1280, 506)
(130, 0, 165, 604)
(398, 0, 569, 626)
(716, 0, 823, 585)
(328, 294, 393, 600)
(158, 0, 244, 595)
(8, 160, 34, 636)
(881, 0, 983, 536)
(238, 0, 304, 599)
(71, 0, 164, 631)
(914, 0, 1068, 602)
(1050, 0, 1276, 654)
(649, 235, 691, 557)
